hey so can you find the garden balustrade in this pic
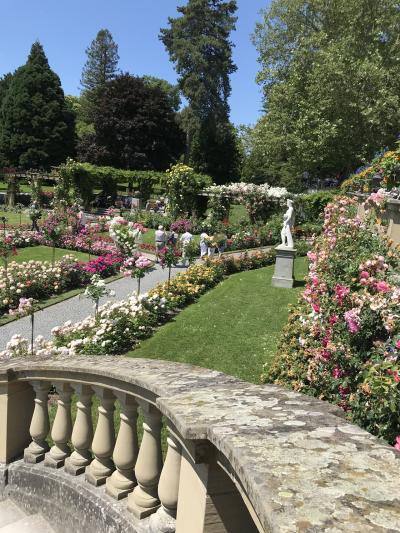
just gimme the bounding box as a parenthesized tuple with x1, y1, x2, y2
(1, 356, 400, 533)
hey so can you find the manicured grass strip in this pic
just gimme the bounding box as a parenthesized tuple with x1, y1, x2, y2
(228, 203, 249, 224)
(126, 257, 308, 384)
(12, 245, 93, 264)
(0, 209, 32, 226)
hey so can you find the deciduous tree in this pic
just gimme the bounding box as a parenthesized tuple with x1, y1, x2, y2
(252, 0, 400, 184)
(78, 74, 185, 170)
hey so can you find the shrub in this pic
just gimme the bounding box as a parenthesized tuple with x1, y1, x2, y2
(296, 191, 337, 223)
(264, 196, 400, 445)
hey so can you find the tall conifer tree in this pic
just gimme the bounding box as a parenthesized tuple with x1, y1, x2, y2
(0, 42, 75, 169)
(160, 0, 240, 183)
(81, 29, 119, 92)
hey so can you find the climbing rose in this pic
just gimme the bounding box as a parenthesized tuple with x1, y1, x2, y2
(344, 308, 361, 334)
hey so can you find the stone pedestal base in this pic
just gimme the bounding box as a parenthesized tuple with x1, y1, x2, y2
(64, 458, 87, 476)
(105, 476, 135, 500)
(44, 454, 66, 469)
(272, 245, 296, 288)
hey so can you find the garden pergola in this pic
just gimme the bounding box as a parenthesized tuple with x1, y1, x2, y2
(1, 167, 59, 207)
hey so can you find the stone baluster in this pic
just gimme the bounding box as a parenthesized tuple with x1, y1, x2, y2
(128, 401, 163, 519)
(65, 384, 93, 476)
(24, 381, 50, 464)
(45, 382, 73, 468)
(85, 387, 115, 486)
(149, 431, 182, 533)
(106, 393, 139, 500)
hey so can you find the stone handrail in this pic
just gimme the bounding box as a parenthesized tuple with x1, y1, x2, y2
(1, 356, 400, 532)
(353, 192, 400, 244)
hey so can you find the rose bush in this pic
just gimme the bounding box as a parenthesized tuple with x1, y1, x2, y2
(0, 252, 123, 317)
(264, 196, 400, 445)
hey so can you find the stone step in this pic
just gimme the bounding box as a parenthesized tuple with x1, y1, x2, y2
(0, 500, 27, 528)
(0, 501, 54, 533)
(0, 513, 55, 533)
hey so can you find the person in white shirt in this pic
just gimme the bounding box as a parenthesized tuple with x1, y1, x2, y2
(155, 225, 166, 263)
(200, 231, 209, 259)
(77, 207, 87, 232)
(180, 230, 194, 266)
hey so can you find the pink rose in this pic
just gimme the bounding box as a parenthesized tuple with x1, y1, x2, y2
(344, 308, 361, 334)
(329, 314, 338, 325)
(395, 436, 400, 450)
(359, 271, 369, 279)
(375, 280, 390, 293)
(395, 340, 400, 350)
(332, 367, 342, 379)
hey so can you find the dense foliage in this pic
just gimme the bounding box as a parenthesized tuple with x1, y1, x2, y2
(78, 74, 185, 171)
(251, 0, 400, 186)
(57, 160, 166, 207)
(265, 196, 400, 444)
(162, 163, 213, 218)
(0, 42, 75, 169)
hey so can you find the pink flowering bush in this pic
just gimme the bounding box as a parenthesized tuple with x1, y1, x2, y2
(264, 196, 400, 445)
(83, 253, 123, 277)
(170, 219, 192, 233)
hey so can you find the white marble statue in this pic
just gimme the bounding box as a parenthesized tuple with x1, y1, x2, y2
(280, 199, 295, 248)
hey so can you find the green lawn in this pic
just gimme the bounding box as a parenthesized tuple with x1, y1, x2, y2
(12, 246, 92, 264)
(228, 203, 249, 224)
(126, 257, 308, 383)
(0, 209, 32, 226)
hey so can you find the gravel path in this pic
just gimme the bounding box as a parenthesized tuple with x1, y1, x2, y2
(0, 263, 186, 351)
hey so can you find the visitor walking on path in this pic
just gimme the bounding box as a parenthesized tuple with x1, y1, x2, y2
(29, 201, 42, 232)
(180, 230, 194, 266)
(200, 231, 209, 259)
(155, 225, 167, 263)
(77, 207, 87, 231)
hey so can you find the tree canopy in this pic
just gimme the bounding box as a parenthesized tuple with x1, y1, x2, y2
(78, 74, 185, 170)
(0, 42, 75, 169)
(142, 75, 181, 112)
(251, 0, 400, 184)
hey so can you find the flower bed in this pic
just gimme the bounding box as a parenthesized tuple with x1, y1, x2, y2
(0, 252, 123, 317)
(5, 227, 119, 256)
(1, 250, 276, 359)
(341, 147, 400, 193)
(264, 196, 400, 445)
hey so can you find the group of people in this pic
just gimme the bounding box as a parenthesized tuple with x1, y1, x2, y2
(154, 225, 227, 265)
(155, 225, 194, 264)
(200, 231, 226, 259)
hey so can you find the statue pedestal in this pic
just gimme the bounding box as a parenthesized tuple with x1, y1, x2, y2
(272, 245, 296, 288)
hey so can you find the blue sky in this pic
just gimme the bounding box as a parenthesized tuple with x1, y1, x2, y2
(0, 0, 268, 126)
